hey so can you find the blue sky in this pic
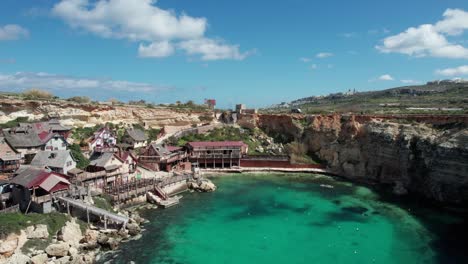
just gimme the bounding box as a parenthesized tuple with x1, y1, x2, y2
(1, 0, 468, 109)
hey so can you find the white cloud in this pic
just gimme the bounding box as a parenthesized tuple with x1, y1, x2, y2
(316, 52, 334, 58)
(0, 24, 29, 40)
(376, 9, 468, 59)
(310, 64, 318, 70)
(378, 74, 394, 81)
(178, 38, 250, 61)
(138, 41, 175, 58)
(434, 9, 468, 36)
(52, 0, 250, 61)
(0, 72, 171, 93)
(435, 65, 468, 76)
(299, 57, 311, 62)
(400, 79, 421, 84)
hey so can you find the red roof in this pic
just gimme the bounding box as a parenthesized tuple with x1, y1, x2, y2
(188, 141, 246, 148)
(166, 146, 183, 152)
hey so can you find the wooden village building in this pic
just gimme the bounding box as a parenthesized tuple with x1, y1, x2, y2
(30, 150, 77, 175)
(0, 136, 21, 172)
(3, 127, 68, 163)
(139, 144, 190, 172)
(87, 127, 118, 153)
(10, 167, 71, 213)
(82, 152, 126, 188)
(186, 141, 248, 168)
(121, 128, 148, 149)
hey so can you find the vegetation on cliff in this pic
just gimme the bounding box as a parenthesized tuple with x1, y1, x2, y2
(0, 212, 69, 239)
(69, 144, 90, 169)
(170, 126, 263, 155)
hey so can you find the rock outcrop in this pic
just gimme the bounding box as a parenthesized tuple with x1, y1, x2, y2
(251, 113, 468, 204)
(0, 98, 209, 128)
(189, 178, 217, 192)
(26, 225, 49, 240)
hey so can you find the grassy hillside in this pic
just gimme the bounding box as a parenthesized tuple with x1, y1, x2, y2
(264, 82, 468, 115)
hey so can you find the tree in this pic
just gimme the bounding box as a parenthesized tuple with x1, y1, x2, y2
(69, 144, 90, 169)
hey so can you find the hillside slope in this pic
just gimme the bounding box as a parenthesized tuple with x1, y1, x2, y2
(266, 81, 468, 115)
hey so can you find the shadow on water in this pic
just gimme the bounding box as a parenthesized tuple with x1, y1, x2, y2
(375, 187, 468, 264)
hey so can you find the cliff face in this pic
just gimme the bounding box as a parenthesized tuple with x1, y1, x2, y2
(252, 114, 468, 204)
(0, 99, 207, 128)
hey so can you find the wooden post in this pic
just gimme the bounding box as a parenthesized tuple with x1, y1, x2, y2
(86, 208, 90, 224)
(67, 201, 70, 215)
(104, 215, 107, 230)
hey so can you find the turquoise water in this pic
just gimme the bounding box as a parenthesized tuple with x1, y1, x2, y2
(102, 174, 467, 264)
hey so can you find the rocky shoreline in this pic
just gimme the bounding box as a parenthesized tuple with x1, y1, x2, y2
(0, 207, 147, 264)
(0, 177, 218, 264)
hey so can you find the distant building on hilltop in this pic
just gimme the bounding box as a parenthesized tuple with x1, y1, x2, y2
(235, 104, 257, 114)
(205, 99, 216, 109)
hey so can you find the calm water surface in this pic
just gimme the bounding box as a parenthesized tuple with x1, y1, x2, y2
(100, 173, 467, 264)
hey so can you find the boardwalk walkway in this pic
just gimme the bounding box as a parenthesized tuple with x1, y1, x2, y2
(104, 175, 192, 202)
(58, 197, 129, 228)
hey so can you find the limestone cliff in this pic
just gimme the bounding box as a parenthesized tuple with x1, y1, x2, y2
(0, 98, 209, 128)
(249, 113, 468, 204)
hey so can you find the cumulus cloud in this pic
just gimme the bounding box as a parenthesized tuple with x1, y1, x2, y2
(0, 24, 29, 40)
(52, 0, 250, 61)
(316, 52, 334, 58)
(435, 65, 468, 76)
(378, 74, 394, 81)
(299, 57, 311, 62)
(376, 9, 468, 59)
(138, 41, 175, 58)
(178, 38, 251, 61)
(310, 64, 318, 70)
(0, 72, 172, 93)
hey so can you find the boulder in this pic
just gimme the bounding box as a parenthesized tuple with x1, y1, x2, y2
(68, 246, 78, 258)
(96, 233, 109, 245)
(30, 253, 48, 264)
(6, 253, 31, 264)
(27, 225, 49, 239)
(106, 238, 120, 250)
(117, 228, 129, 239)
(0, 238, 18, 256)
(126, 223, 141, 236)
(54, 256, 70, 264)
(82, 252, 95, 264)
(81, 230, 99, 244)
(198, 180, 216, 192)
(59, 220, 83, 247)
(45, 242, 70, 257)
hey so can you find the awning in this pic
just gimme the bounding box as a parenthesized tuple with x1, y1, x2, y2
(39, 175, 71, 192)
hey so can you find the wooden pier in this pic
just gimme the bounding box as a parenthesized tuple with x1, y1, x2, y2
(58, 196, 129, 228)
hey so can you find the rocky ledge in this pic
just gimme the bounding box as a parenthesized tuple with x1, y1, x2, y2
(0, 211, 146, 264)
